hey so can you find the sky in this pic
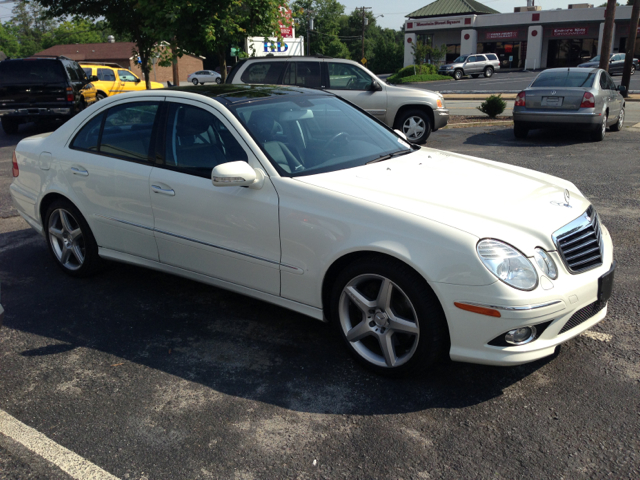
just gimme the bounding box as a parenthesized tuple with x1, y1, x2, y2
(0, 1, 614, 31)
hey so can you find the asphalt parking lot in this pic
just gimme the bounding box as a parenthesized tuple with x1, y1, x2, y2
(1, 122, 639, 479)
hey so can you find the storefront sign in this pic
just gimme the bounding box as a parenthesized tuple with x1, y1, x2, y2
(485, 31, 519, 40)
(413, 19, 463, 27)
(552, 27, 588, 37)
(279, 7, 293, 38)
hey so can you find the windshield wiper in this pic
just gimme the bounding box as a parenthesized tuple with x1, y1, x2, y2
(366, 149, 413, 165)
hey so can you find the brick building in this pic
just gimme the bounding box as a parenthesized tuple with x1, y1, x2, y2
(34, 42, 204, 83)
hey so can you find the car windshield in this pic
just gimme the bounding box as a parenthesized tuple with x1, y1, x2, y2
(588, 55, 600, 62)
(453, 55, 468, 63)
(0, 60, 67, 85)
(229, 95, 414, 177)
(531, 71, 596, 88)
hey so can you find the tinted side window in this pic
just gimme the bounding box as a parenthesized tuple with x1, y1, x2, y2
(101, 102, 160, 162)
(606, 73, 616, 90)
(487, 54, 498, 61)
(599, 73, 608, 90)
(64, 61, 79, 81)
(71, 113, 104, 152)
(164, 104, 248, 178)
(282, 62, 321, 89)
(74, 63, 87, 81)
(118, 70, 138, 82)
(98, 68, 116, 81)
(240, 62, 286, 84)
(83, 68, 93, 78)
(327, 63, 372, 90)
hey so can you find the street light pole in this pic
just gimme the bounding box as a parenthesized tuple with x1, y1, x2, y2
(360, 6, 371, 63)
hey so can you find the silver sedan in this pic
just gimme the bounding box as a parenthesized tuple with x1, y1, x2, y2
(187, 70, 222, 85)
(513, 68, 626, 142)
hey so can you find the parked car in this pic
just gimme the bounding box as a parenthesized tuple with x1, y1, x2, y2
(9, 85, 615, 376)
(81, 62, 164, 100)
(577, 53, 638, 76)
(0, 56, 98, 134)
(513, 67, 626, 141)
(188, 70, 222, 85)
(226, 56, 448, 144)
(438, 54, 500, 80)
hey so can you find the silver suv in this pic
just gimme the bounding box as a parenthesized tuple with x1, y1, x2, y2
(226, 56, 448, 143)
(438, 54, 500, 81)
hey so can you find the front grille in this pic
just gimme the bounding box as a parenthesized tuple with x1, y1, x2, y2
(552, 206, 603, 274)
(559, 300, 607, 334)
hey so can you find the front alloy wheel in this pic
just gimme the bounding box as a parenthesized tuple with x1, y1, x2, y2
(453, 69, 463, 80)
(398, 109, 432, 144)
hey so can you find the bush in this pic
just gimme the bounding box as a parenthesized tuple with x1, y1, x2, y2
(387, 64, 438, 83)
(477, 94, 507, 118)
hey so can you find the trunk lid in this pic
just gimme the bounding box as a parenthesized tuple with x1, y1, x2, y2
(524, 87, 588, 110)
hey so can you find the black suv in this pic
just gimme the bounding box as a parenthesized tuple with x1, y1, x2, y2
(0, 56, 98, 134)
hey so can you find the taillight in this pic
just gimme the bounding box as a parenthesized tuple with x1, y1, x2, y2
(515, 91, 526, 107)
(12, 150, 19, 177)
(580, 92, 595, 109)
(66, 86, 74, 102)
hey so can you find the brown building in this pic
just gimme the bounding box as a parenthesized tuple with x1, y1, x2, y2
(34, 42, 204, 83)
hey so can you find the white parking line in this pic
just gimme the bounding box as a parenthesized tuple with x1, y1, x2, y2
(581, 331, 613, 342)
(0, 410, 119, 480)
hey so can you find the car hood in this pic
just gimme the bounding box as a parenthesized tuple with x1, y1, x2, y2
(296, 148, 589, 254)
(385, 82, 443, 101)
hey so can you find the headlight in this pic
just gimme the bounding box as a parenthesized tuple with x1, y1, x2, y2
(533, 248, 558, 279)
(445, 66, 453, 70)
(477, 239, 538, 291)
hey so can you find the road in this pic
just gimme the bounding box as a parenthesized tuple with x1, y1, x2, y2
(397, 70, 640, 93)
(1, 123, 639, 479)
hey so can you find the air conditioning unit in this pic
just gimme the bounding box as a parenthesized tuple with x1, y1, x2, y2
(514, 6, 542, 12)
(568, 3, 593, 8)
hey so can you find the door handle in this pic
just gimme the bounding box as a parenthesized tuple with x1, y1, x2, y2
(71, 166, 89, 176)
(151, 185, 175, 196)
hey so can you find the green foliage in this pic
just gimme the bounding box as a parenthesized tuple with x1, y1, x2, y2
(41, 19, 110, 50)
(477, 94, 507, 118)
(292, 0, 349, 57)
(412, 39, 447, 67)
(389, 74, 452, 84)
(387, 64, 438, 83)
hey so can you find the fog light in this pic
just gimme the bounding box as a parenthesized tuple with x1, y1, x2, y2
(505, 326, 537, 345)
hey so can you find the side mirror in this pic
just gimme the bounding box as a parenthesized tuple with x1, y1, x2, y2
(135, 77, 141, 83)
(212, 161, 264, 189)
(90, 75, 99, 82)
(370, 81, 383, 92)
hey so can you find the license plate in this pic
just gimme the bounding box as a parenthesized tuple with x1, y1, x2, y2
(542, 96, 563, 107)
(597, 262, 616, 304)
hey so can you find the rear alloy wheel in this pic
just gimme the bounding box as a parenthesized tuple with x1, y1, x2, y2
(484, 67, 494, 78)
(513, 121, 528, 139)
(96, 92, 106, 101)
(1, 117, 19, 135)
(590, 114, 607, 142)
(45, 200, 101, 277)
(397, 109, 432, 144)
(192, 78, 199, 85)
(216, 77, 222, 84)
(453, 69, 463, 80)
(331, 256, 449, 377)
(610, 107, 624, 132)
(630, 65, 635, 75)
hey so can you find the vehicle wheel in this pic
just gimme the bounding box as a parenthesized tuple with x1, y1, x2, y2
(216, 77, 222, 84)
(590, 114, 607, 142)
(513, 122, 528, 139)
(330, 256, 449, 377)
(453, 69, 463, 80)
(471, 74, 479, 78)
(192, 78, 199, 85)
(631, 65, 635, 75)
(610, 107, 624, 132)
(396, 109, 432, 144)
(1, 117, 19, 135)
(96, 92, 107, 101)
(45, 199, 102, 277)
(484, 67, 494, 78)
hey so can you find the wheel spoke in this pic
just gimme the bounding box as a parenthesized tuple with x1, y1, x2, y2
(60, 246, 72, 265)
(388, 316, 419, 336)
(69, 227, 82, 241)
(59, 210, 73, 233)
(379, 332, 397, 367)
(346, 320, 372, 342)
(345, 285, 375, 313)
(376, 278, 393, 310)
(71, 244, 85, 265)
(49, 227, 64, 240)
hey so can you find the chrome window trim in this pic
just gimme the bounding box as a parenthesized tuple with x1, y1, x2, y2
(95, 214, 304, 274)
(459, 300, 563, 312)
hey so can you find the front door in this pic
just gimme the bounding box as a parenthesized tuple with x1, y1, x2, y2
(324, 62, 387, 123)
(149, 98, 282, 295)
(117, 69, 144, 94)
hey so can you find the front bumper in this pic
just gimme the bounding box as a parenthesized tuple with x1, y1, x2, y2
(431, 225, 614, 366)
(433, 108, 449, 130)
(438, 69, 454, 77)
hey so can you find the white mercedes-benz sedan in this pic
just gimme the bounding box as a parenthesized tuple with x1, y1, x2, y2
(9, 85, 615, 377)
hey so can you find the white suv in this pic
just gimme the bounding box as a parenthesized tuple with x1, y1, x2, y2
(226, 56, 448, 143)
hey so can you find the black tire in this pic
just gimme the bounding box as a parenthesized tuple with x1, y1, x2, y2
(513, 122, 528, 139)
(1, 117, 19, 135)
(590, 114, 607, 142)
(192, 78, 199, 85)
(330, 255, 449, 378)
(395, 109, 432, 144)
(453, 69, 463, 80)
(610, 107, 624, 132)
(484, 66, 494, 78)
(216, 77, 222, 84)
(96, 92, 107, 101)
(470, 74, 479, 78)
(631, 65, 635, 76)
(44, 199, 102, 278)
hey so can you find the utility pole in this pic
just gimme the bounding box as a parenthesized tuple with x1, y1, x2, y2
(599, 0, 617, 71)
(360, 6, 371, 64)
(304, 10, 315, 56)
(621, 0, 640, 96)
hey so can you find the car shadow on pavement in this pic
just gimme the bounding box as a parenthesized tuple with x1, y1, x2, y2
(0, 230, 556, 417)
(459, 126, 599, 147)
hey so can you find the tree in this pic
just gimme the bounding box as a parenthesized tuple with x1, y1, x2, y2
(6, 0, 57, 57)
(292, 0, 351, 58)
(370, 29, 403, 74)
(0, 23, 21, 58)
(41, 18, 111, 49)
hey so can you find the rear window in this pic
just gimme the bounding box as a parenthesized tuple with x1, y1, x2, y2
(0, 60, 67, 85)
(240, 62, 286, 84)
(531, 71, 596, 88)
(486, 54, 498, 61)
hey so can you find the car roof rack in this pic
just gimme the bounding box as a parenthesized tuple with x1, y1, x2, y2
(79, 61, 124, 69)
(29, 55, 74, 61)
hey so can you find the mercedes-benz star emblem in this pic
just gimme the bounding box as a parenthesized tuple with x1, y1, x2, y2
(551, 189, 573, 208)
(551, 90, 556, 95)
(564, 189, 570, 205)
